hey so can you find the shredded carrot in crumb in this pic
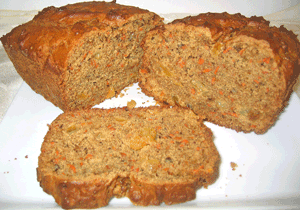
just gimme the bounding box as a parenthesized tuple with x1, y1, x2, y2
(169, 134, 175, 137)
(211, 77, 216, 85)
(136, 168, 140, 172)
(191, 88, 196, 95)
(181, 139, 189, 144)
(51, 142, 55, 145)
(140, 69, 148, 74)
(219, 90, 224, 95)
(214, 66, 220, 74)
(196, 147, 201, 151)
(254, 79, 260, 84)
(251, 125, 257, 128)
(85, 154, 93, 159)
(68, 164, 76, 173)
(178, 60, 186, 68)
(223, 47, 232, 54)
(156, 143, 161, 149)
(241, 83, 246, 87)
(266, 88, 269, 93)
(239, 49, 245, 55)
(163, 168, 169, 171)
(198, 58, 205, 65)
(263, 57, 271, 64)
(55, 150, 59, 156)
(156, 126, 162, 130)
(203, 69, 212, 73)
(80, 162, 83, 166)
(170, 140, 175, 144)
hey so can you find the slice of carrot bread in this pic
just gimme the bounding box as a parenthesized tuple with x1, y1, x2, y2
(0, 1, 163, 111)
(37, 107, 220, 209)
(139, 12, 300, 134)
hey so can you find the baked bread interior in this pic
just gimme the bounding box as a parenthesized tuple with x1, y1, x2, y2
(0, 1, 163, 111)
(139, 12, 300, 134)
(37, 107, 220, 209)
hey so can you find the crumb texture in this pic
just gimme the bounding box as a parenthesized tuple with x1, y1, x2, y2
(139, 12, 300, 134)
(37, 107, 220, 209)
(0, 1, 163, 111)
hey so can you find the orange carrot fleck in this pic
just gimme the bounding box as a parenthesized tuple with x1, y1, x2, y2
(80, 162, 83, 166)
(191, 88, 196, 95)
(163, 168, 169, 171)
(120, 153, 127, 157)
(223, 47, 232, 54)
(55, 150, 59, 156)
(219, 90, 224, 95)
(140, 69, 148, 74)
(170, 140, 175, 144)
(239, 49, 245, 55)
(182, 139, 189, 144)
(68, 164, 76, 173)
(136, 168, 140, 172)
(196, 147, 201, 151)
(241, 83, 246, 87)
(203, 69, 212, 73)
(179, 60, 186, 68)
(51, 142, 55, 145)
(156, 126, 162, 130)
(85, 154, 93, 159)
(156, 143, 161, 149)
(214, 66, 220, 74)
(198, 58, 205, 65)
(211, 77, 216, 85)
(254, 79, 260, 84)
(263, 57, 271, 64)
(139, 27, 143, 31)
(169, 134, 175, 137)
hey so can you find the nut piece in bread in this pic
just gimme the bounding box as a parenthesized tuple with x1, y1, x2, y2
(0, 1, 163, 111)
(37, 107, 220, 208)
(139, 12, 300, 134)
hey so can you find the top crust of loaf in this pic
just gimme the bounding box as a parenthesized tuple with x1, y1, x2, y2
(170, 12, 300, 86)
(0, 1, 160, 75)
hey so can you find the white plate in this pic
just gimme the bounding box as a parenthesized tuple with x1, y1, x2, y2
(0, 81, 300, 210)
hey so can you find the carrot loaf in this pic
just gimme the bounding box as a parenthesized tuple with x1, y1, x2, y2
(139, 12, 300, 134)
(0, 1, 163, 111)
(37, 107, 220, 209)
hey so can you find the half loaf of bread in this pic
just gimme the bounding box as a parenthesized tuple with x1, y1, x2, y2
(0, 1, 163, 111)
(37, 107, 220, 209)
(139, 12, 300, 134)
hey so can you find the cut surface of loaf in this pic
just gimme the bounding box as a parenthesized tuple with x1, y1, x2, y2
(37, 107, 220, 209)
(0, 1, 163, 111)
(139, 12, 300, 134)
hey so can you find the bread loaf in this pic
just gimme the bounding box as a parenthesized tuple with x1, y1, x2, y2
(0, 1, 163, 111)
(139, 12, 300, 134)
(37, 107, 220, 209)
